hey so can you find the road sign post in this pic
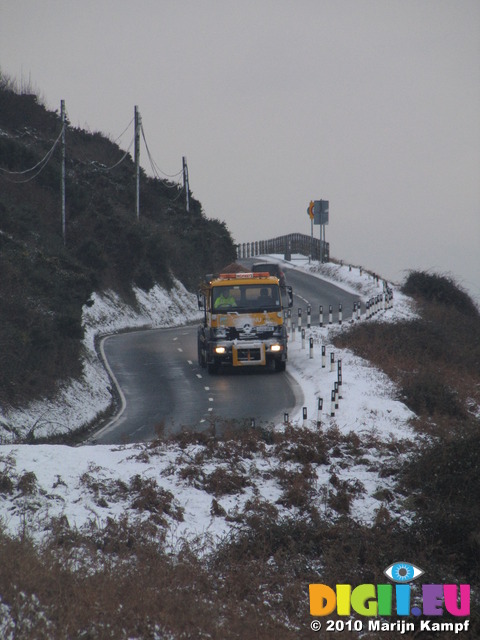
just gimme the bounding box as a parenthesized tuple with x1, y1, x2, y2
(307, 199, 329, 261)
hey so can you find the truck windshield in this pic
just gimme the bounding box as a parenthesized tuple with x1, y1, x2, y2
(213, 284, 281, 311)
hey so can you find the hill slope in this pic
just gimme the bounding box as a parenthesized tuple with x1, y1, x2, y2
(0, 76, 236, 407)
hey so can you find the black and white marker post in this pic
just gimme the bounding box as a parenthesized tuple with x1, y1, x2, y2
(317, 397, 323, 428)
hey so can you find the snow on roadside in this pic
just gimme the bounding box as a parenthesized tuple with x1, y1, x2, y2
(0, 279, 202, 443)
(0, 258, 421, 546)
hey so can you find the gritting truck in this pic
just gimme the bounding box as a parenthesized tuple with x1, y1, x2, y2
(197, 270, 293, 374)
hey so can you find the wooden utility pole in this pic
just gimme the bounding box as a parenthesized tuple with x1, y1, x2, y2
(61, 99, 66, 244)
(182, 156, 190, 212)
(134, 105, 141, 219)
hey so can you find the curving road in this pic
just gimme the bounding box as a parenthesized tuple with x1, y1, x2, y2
(90, 262, 360, 444)
(92, 326, 302, 444)
(243, 258, 361, 323)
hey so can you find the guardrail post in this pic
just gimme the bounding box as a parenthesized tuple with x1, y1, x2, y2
(319, 305, 323, 327)
(338, 304, 343, 325)
(309, 336, 314, 358)
(307, 305, 311, 328)
(337, 359, 343, 398)
(322, 345, 326, 368)
(297, 308, 302, 332)
(317, 397, 323, 427)
(329, 305, 333, 324)
(330, 390, 336, 417)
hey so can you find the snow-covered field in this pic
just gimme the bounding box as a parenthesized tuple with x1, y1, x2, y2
(0, 257, 420, 547)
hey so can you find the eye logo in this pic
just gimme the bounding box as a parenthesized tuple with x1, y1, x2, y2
(384, 562, 424, 583)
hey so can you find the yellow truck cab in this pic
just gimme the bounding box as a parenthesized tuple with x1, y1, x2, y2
(197, 271, 293, 373)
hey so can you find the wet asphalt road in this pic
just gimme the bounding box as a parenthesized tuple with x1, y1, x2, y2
(90, 263, 360, 444)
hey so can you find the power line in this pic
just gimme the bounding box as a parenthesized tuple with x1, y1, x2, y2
(95, 136, 135, 171)
(113, 116, 135, 144)
(140, 122, 183, 181)
(0, 125, 65, 182)
(62, 105, 135, 169)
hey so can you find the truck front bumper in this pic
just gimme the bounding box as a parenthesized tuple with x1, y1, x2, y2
(211, 340, 286, 367)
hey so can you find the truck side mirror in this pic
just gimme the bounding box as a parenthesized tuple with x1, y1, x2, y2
(197, 293, 204, 310)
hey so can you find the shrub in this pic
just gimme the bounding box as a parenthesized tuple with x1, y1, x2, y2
(399, 428, 480, 581)
(402, 270, 479, 317)
(401, 373, 466, 418)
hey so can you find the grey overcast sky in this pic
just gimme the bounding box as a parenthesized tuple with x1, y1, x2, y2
(1, 0, 479, 300)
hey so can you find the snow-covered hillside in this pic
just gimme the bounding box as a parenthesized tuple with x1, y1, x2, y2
(0, 257, 420, 548)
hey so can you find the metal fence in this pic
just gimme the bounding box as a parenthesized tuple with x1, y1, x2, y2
(236, 233, 329, 262)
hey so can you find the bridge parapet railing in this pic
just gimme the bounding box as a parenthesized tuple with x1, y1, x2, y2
(236, 233, 329, 262)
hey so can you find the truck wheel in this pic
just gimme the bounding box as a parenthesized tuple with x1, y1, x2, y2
(274, 359, 286, 372)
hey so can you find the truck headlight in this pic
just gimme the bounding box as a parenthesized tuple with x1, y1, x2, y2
(214, 346, 226, 354)
(270, 344, 282, 352)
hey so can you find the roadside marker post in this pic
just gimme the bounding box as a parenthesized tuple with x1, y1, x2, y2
(337, 359, 343, 398)
(317, 397, 323, 427)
